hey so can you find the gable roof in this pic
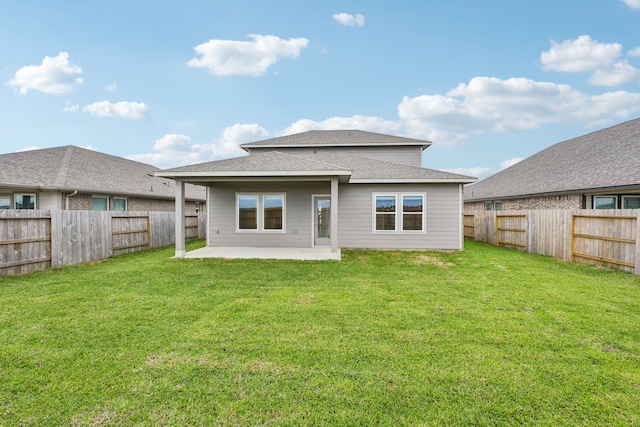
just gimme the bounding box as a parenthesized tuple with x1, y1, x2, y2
(240, 130, 432, 151)
(0, 145, 206, 201)
(465, 118, 640, 201)
(157, 150, 475, 184)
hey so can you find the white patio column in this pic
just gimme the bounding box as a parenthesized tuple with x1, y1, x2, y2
(330, 177, 339, 254)
(175, 179, 186, 258)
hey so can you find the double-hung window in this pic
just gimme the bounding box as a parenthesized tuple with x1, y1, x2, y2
(594, 196, 616, 209)
(374, 193, 425, 233)
(113, 198, 127, 211)
(15, 194, 36, 209)
(92, 196, 109, 211)
(237, 193, 285, 232)
(622, 196, 640, 209)
(1, 195, 11, 210)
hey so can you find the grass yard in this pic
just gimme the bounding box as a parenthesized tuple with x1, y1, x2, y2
(1, 240, 639, 426)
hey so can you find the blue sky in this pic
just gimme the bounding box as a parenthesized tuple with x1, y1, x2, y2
(2, 0, 640, 179)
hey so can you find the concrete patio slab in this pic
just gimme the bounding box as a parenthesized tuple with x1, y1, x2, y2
(182, 246, 341, 261)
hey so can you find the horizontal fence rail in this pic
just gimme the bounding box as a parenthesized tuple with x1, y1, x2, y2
(0, 210, 206, 276)
(465, 209, 640, 274)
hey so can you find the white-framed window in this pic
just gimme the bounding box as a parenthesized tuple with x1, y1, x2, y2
(14, 194, 36, 209)
(236, 193, 285, 232)
(375, 194, 396, 231)
(622, 196, 640, 209)
(0, 195, 10, 210)
(594, 196, 617, 209)
(92, 196, 109, 211)
(373, 193, 426, 233)
(485, 201, 503, 211)
(113, 198, 127, 211)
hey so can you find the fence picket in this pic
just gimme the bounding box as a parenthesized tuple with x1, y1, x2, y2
(466, 209, 639, 274)
(0, 210, 206, 276)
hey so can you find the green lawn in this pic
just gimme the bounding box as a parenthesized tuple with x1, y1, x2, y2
(1, 240, 639, 426)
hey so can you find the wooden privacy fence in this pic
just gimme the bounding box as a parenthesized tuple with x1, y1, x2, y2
(0, 210, 206, 276)
(464, 209, 640, 274)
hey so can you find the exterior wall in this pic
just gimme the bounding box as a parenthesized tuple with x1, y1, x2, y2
(0, 188, 205, 212)
(339, 183, 464, 250)
(39, 191, 61, 209)
(207, 181, 464, 250)
(208, 181, 329, 247)
(465, 194, 582, 212)
(247, 146, 423, 167)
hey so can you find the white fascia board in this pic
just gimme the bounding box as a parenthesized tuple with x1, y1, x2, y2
(241, 142, 431, 149)
(155, 170, 352, 178)
(349, 178, 477, 184)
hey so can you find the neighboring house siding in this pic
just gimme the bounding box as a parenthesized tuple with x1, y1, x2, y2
(465, 194, 582, 212)
(247, 146, 423, 167)
(63, 193, 202, 212)
(339, 183, 463, 250)
(208, 181, 328, 247)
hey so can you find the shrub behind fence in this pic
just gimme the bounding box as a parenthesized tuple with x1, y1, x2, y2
(0, 210, 206, 276)
(464, 209, 640, 274)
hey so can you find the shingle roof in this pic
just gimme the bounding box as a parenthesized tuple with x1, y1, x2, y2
(157, 150, 475, 184)
(240, 130, 431, 150)
(159, 151, 351, 175)
(0, 145, 206, 200)
(310, 152, 474, 182)
(465, 118, 640, 201)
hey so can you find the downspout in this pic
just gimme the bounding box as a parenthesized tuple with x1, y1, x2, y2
(65, 190, 78, 210)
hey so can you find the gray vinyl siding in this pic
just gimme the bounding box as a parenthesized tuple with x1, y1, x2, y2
(247, 146, 422, 167)
(338, 183, 463, 250)
(207, 181, 464, 250)
(207, 181, 330, 247)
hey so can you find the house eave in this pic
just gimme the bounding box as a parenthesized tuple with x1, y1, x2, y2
(464, 183, 640, 203)
(155, 170, 353, 179)
(241, 142, 431, 152)
(350, 178, 477, 184)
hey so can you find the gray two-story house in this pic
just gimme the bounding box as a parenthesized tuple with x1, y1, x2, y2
(156, 130, 476, 259)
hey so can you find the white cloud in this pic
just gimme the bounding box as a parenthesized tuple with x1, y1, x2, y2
(83, 101, 150, 120)
(540, 35, 621, 72)
(7, 52, 83, 95)
(127, 124, 268, 168)
(443, 158, 523, 180)
(17, 146, 41, 152)
(280, 76, 640, 148)
(105, 81, 117, 92)
(63, 100, 79, 112)
(187, 34, 309, 77)
(332, 13, 365, 28)
(442, 166, 492, 179)
(397, 76, 640, 145)
(500, 157, 524, 170)
(281, 115, 403, 136)
(628, 47, 640, 57)
(540, 35, 640, 86)
(588, 60, 640, 86)
(623, 0, 640, 9)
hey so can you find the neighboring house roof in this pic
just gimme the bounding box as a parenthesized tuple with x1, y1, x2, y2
(157, 150, 475, 184)
(240, 130, 432, 151)
(465, 118, 640, 202)
(0, 145, 206, 201)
